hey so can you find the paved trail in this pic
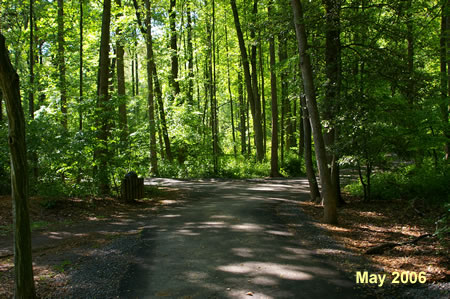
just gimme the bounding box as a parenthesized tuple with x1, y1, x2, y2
(119, 178, 368, 299)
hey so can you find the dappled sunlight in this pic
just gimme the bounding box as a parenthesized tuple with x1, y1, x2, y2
(232, 248, 254, 258)
(230, 223, 265, 232)
(218, 262, 314, 281)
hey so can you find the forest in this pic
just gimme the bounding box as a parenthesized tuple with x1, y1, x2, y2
(0, 0, 449, 297)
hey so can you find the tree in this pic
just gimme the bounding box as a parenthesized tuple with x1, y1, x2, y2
(115, 0, 128, 144)
(301, 95, 321, 202)
(145, 0, 158, 175)
(291, 0, 337, 224)
(57, 0, 67, 129)
(0, 33, 36, 299)
(230, 0, 264, 161)
(169, 0, 180, 98)
(268, 0, 280, 177)
(79, 0, 84, 131)
(323, 0, 344, 204)
(96, 0, 112, 194)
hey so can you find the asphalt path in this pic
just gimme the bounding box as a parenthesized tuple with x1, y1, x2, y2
(119, 178, 369, 299)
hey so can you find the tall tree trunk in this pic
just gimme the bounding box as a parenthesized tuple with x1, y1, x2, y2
(0, 33, 36, 299)
(443, 0, 450, 160)
(268, 0, 280, 177)
(169, 0, 180, 98)
(29, 0, 35, 119)
(301, 95, 321, 202)
(259, 33, 267, 154)
(29, 0, 38, 184)
(96, 0, 112, 195)
(0, 89, 2, 121)
(250, 0, 264, 161)
(279, 37, 287, 164)
(79, 0, 84, 131)
(187, 0, 194, 105)
(323, 0, 344, 205)
(230, 0, 264, 161)
(238, 70, 246, 155)
(225, 15, 237, 157)
(145, 0, 158, 175)
(57, 0, 67, 129)
(135, 38, 139, 96)
(153, 61, 172, 161)
(116, 0, 128, 145)
(292, 0, 337, 224)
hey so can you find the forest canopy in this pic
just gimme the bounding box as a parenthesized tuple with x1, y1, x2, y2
(0, 0, 448, 207)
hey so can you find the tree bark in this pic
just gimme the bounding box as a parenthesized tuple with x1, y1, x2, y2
(96, 0, 112, 195)
(268, 0, 280, 177)
(187, 0, 194, 105)
(238, 69, 246, 155)
(153, 61, 172, 161)
(116, 0, 128, 145)
(0, 33, 36, 299)
(323, 0, 344, 205)
(169, 0, 180, 98)
(79, 0, 83, 131)
(292, 0, 337, 224)
(225, 15, 237, 157)
(29, 0, 35, 119)
(145, 0, 158, 176)
(443, 0, 450, 160)
(230, 0, 264, 161)
(301, 95, 321, 202)
(57, 0, 67, 129)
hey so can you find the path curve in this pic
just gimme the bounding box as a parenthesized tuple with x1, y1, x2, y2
(119, 178, 369, 299)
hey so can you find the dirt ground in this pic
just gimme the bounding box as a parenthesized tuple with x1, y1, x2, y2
(298, 195, 449, 284)
(0, 186, 179, 298)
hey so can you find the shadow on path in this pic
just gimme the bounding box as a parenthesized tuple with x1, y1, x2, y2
(120, 179, 370, 299)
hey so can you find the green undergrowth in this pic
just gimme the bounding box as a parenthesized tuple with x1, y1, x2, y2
(344, 163, 449, 203)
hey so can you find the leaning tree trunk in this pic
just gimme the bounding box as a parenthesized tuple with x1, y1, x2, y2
(0, 34, 36, 299)
(145, 0, 158, 175)
(230, 0, 264, 161)
(292, 0, 337, 224)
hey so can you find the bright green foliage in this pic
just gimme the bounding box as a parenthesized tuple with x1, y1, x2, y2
(0, 0, 447, 203)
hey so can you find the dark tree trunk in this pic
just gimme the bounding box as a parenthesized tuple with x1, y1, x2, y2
(250, 0, 264, 161)
(145, 0, 158, 176)
(96, 0, 112, 195)
(278, 37, 287, 165)
(238, 70, 246, 155)
(268, 0, 280, 177)
(443, 1, 450, 160)
(29, 0, 35, 119)
(301, 95, 321, 202)
(57, 0, 67, 129)
(323, 0, 344, 205)
(153, 61, 173, 161)
(230, 0, 264, 161)
(187, 1, 194, 105)
(116, 0, 128, 145)
(169, 0, 180, 98)
(79, 0, 83, 131)
(292, 0, 337, 224)
(0, 33, 36, 299)
(225, 16, 237, 157)
(259, 33, 267, 154)
(0, 89, 2, 121)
